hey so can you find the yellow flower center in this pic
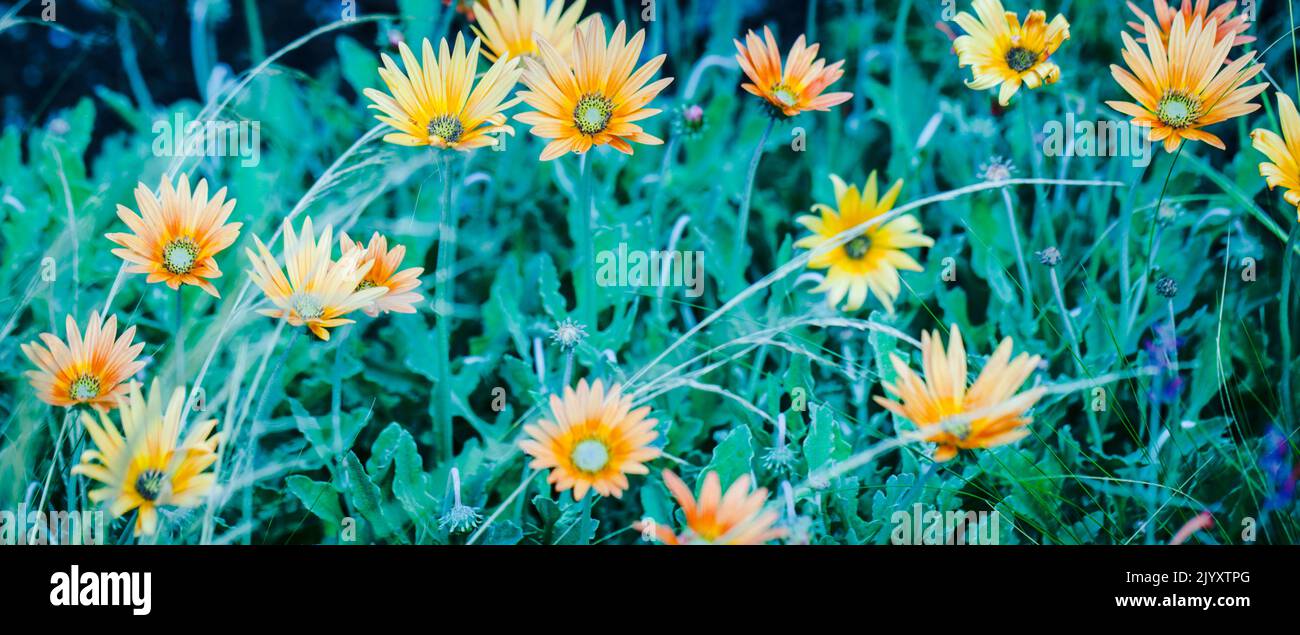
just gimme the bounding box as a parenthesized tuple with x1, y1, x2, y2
(69, 374, 101, 401)
(134, 469, 166, 502)
(289, 293, 325, 320)
(1004, 47, 1038, 72)
(844, 236, 872, 260)
(573, 94, 614, 135)
(770, 83, 800, 107)
(161, 237, 200, 275)
(1155, 91, 1202, 129)
(571, 438, 610, 473)
(428, 115, 465, 144)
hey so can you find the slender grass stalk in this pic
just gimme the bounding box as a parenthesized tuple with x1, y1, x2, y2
(433, 152, 458, 463)
(735, 118, 775, 259)
(1000, 187, 1033, 313)
(1049, 266, 1101, 450)
(575, 153, 597, 329)
(1282, 222, 1299, 434)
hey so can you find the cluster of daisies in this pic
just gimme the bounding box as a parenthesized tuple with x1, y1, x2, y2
(18, 0, 1300, 544)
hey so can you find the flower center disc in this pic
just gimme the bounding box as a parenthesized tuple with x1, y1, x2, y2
(770, 83, 799, 107)
(573, 94, 614, 135)
(1156, 92, 1201, 128)
(571, 439, 610, 473)
(289, 293, 325, 320)
(844, 236, 872, 260)
(355, 278, 378, 292)
(135, 469, 166, 502)
(162, 237, 199, 275)
(1004, 47, 1038, 72)
(69, 374, 101, 401)
(428, 115, 465, 144)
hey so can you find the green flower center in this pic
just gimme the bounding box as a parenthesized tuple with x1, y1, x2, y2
(134, 469, 166, 502)
(1004, 47, 1038, 72)
(573, 94, 615, 135)
(355, 279, 378, 292)
(428, 115, 465, 144)
(69, 374, 101, 401)
(844, 236, 873, 260)
(289, 293, 325, 320)
(161, 237, 199, 275)
(770, 83, 800, 107)
(1156, 91, 1202, 129)
(571, 439, 610, 473)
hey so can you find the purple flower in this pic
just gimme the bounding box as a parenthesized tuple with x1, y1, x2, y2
(1141, 322, 1184, 404)
(1260, 425, 1297, 511)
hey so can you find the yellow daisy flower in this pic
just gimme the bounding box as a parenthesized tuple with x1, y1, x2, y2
(514, 18, 674, 160)
(245, 217, 387, 341)
(471, 0, 590, 62)
(519, 378, 660, 500)
(794, 173, 934, 313)
(873, 325, 1046, 462)
(953, 0, 1070, 106)
(20, 311, 146, 411)
(1250, 92, 1300, 220)
(106, 174, 241, 298)
(364, 34, 522, 150)
(634, 470, 786, 545)
(1126, 0, 1255, 47)
(1107, 13, 1265, 152)
(339, 232, 426, 316)
(72, 379, 220, 536)
(732, 26, 852, 118)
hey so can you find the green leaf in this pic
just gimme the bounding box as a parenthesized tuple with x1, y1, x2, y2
(335, 35, 379, 97)
(286, 475, 344, 525)
(702, 425, 754, 489)
(342, 452, 393, 540)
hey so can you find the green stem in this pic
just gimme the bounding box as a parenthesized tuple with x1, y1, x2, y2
(735, 118, 775, 260)
(1128, 146, 1183, 336)
(1282, 221, 1299, 434)
(576, 153, 597, 330)
(1000, 188, 1033, 314)
(1050, 267, 1101, 451)
(175, 287, 185, 388)
(434, 153, 458, 463)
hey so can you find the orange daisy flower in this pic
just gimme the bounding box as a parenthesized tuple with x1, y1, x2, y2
(106, 174, 241, 298)
(514, 19, 674, 161)
(519, 378, 660, 500)
(1126, 0, 1255, 47)
(471, 0, 590, 62)
(873, 325, 1045, 462)
(733, 26, 852, 118)
(1107, 14, 1265, 152)
(635, 470, 786, 545)
(20, 311, 146, 411)
(339, 232, 425, 316)
(244, 217, 387, 341)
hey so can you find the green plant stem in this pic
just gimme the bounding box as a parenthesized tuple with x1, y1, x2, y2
(735, 118, 775, 260)
(1000, 187, 1033, 314)
(175, 287, 185, 388)
(576, 153, 597, 330)
(1283, 221, 1299, 434)
(1128, 146, 1183, 336)
(433, 152, 458, 464)
(1050, 267, 1101, 451)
